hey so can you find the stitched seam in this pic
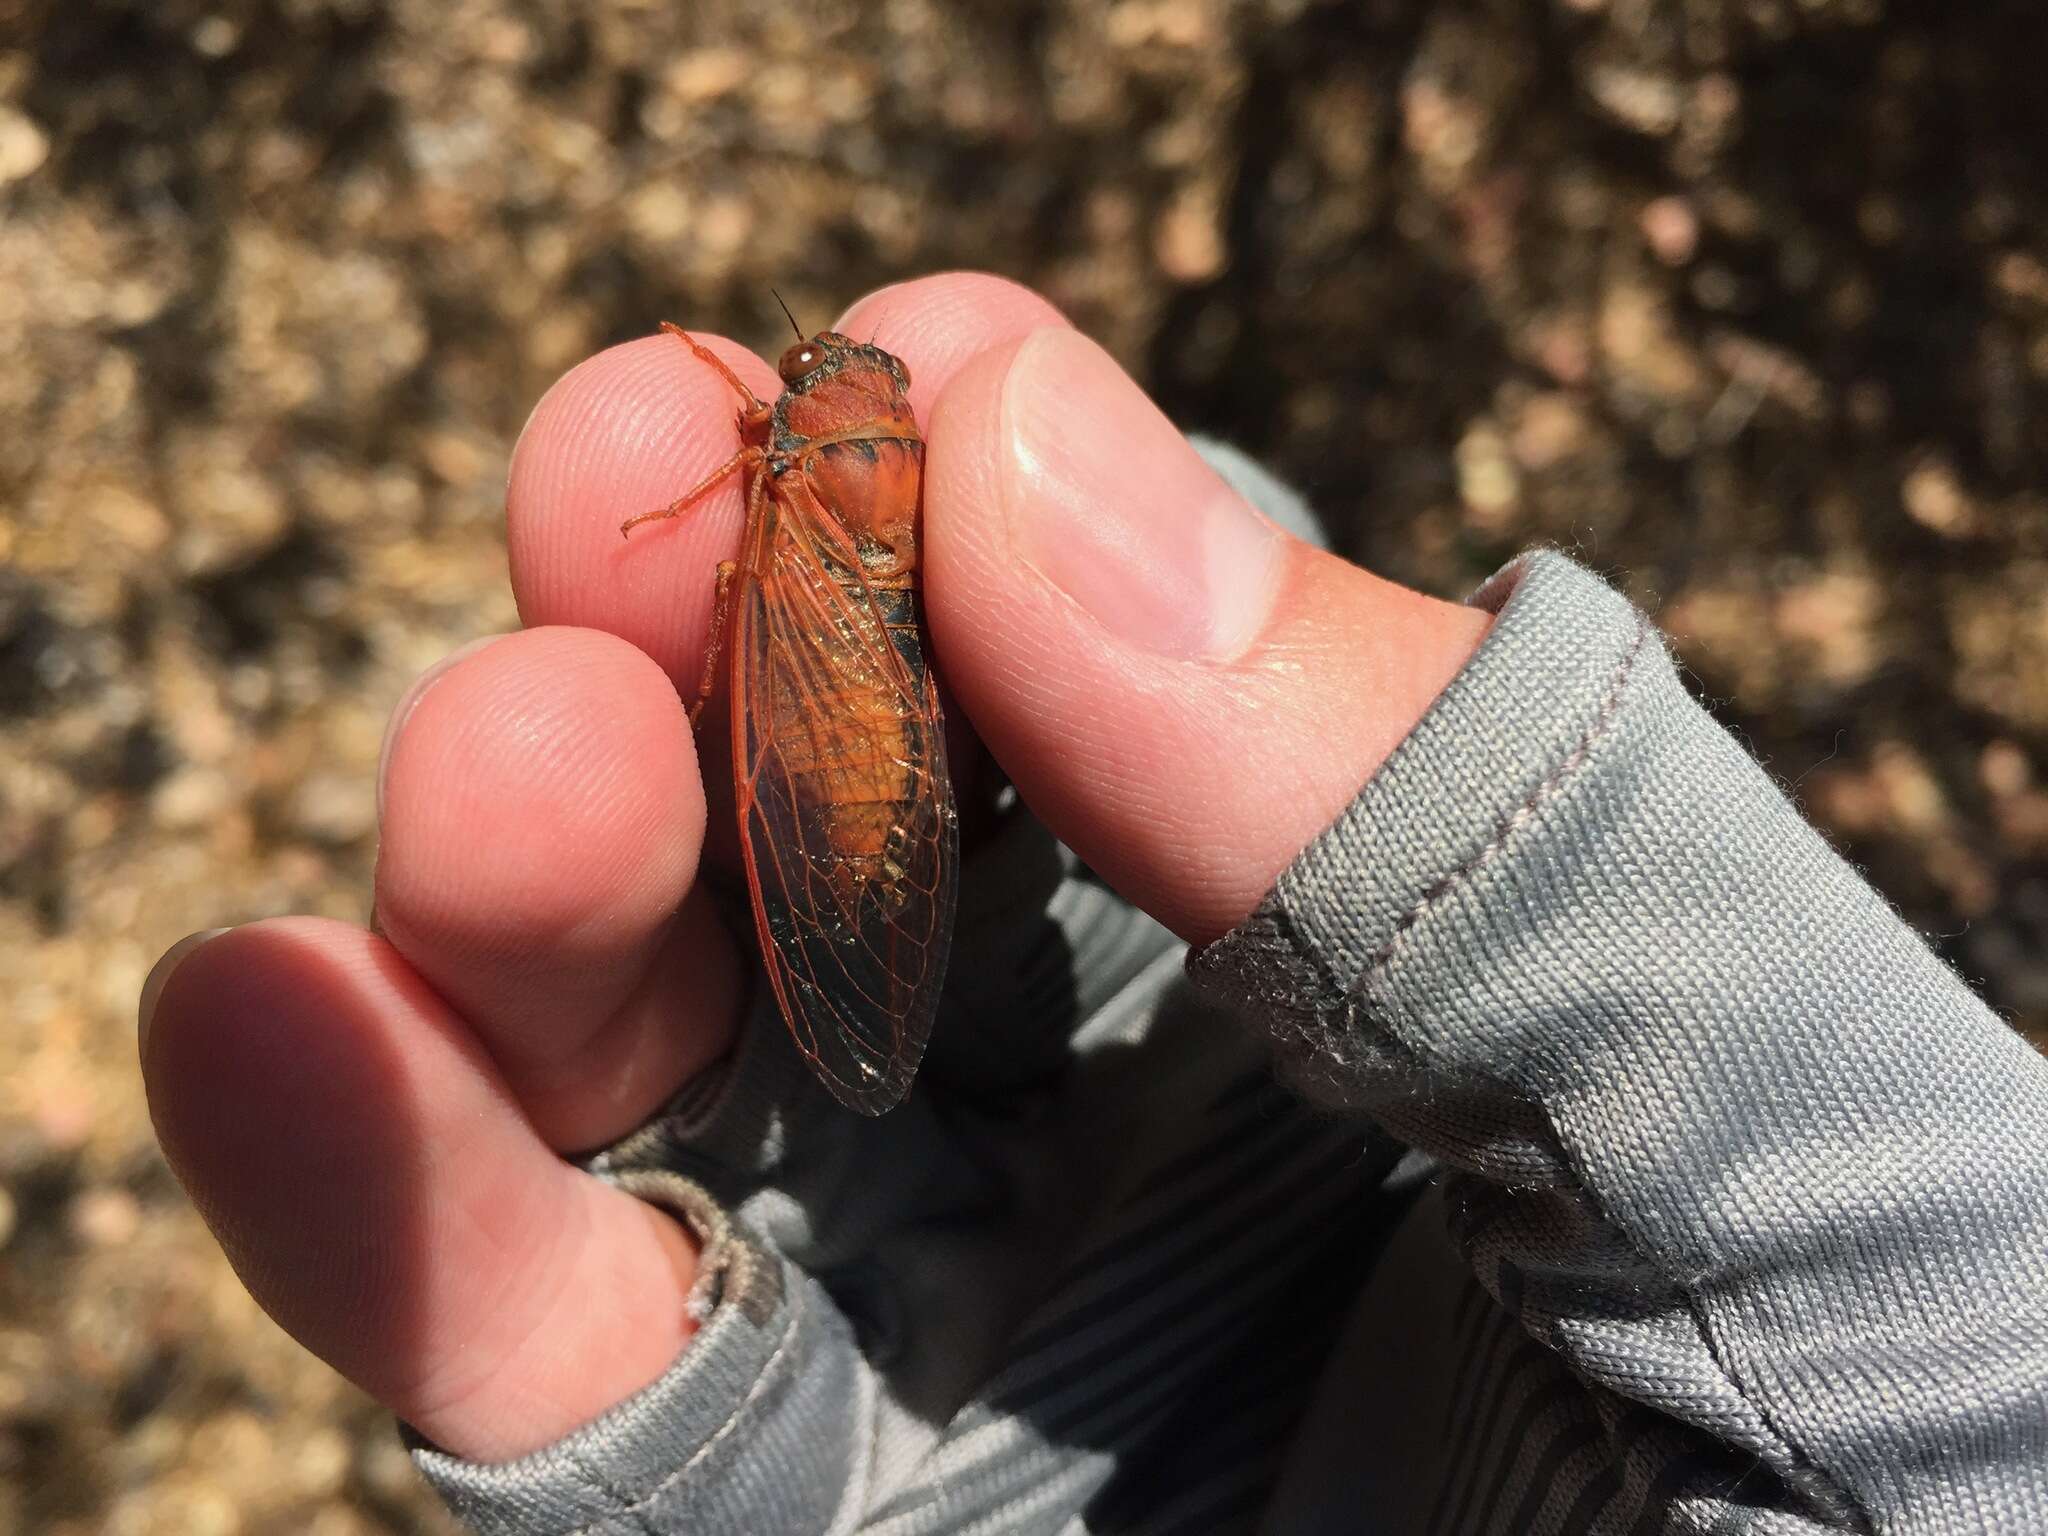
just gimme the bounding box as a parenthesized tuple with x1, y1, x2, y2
(563, 1268, 809, 1536)
(1361, 615, 1651, 983)
(1345, 612, 1872, 1531)
(1511, 1121, 1871, 1533)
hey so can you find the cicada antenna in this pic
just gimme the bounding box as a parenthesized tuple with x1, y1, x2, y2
(771, 288, 805, 341)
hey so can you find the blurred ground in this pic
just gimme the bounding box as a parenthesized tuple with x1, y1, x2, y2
(2, 0, 2046, 1531)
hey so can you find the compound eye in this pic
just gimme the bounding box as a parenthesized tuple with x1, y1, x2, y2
(778, 340, 827, 383)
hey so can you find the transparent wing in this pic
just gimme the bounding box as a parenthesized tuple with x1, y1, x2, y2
(729, 488, 957, 1115)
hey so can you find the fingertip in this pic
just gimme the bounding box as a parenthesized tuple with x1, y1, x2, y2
(138, 916, 700, 1462)
(508, 331, 779, 689)
(142, 918, 525, 1259)
(377, 626, 704, 957)
(375, 633, 504, 820)
(139, 926, 235, 1062)
(836, 271, 1071, 424)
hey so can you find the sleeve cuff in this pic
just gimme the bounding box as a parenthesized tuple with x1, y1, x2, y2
(1187, 548, 1653, 1101)
(409, 1169, 868, 1536)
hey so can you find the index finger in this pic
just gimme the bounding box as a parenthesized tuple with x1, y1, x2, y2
(508, 331, 778, 690)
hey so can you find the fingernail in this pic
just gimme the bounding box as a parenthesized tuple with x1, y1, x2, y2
(1000, 328, 1285, 661)
(139, 928, 233, 1057)
(377, 636, 501, 815)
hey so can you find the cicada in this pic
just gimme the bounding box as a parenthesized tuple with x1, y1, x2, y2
(621, 319, 957, 1115)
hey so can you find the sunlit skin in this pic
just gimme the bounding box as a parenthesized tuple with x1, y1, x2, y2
(139, 273, 1494, 1464)
(621, 323, 957, 1116)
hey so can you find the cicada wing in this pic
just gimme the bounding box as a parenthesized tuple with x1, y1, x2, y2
(729, 504, 957, 1115)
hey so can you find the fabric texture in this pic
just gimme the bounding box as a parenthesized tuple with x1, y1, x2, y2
(412, 458, 2048, 1534)
(1192, 552, 2048, 1534)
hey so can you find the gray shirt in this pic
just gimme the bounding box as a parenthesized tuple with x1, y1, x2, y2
(411, 542, 2048, 1534)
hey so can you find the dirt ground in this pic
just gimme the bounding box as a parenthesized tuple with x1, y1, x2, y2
(3, 0, 2045, 1531)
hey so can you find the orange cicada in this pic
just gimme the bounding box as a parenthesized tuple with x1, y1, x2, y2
(621, 318, 957, 1115)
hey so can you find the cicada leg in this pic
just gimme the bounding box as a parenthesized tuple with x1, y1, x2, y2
(620, 324, 775, 538)
(690, 560, 740, 728)
(619, 446, 766, 539)
(689, 465, 772, 723)
(659, 321, 769, 417)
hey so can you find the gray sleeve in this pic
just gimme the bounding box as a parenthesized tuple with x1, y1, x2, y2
(408, 1155, 873, 1536)
(1190, 550, 2048, 1534)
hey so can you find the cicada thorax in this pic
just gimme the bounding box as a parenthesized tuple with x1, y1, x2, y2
(800, 437, 923, 580)
(773, 347, 924, 577)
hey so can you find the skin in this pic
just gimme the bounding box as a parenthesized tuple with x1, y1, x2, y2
(139, 273, 1491, 1464)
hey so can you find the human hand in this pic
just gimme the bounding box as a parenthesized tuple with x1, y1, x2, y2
(138, 273, 1489, 1466)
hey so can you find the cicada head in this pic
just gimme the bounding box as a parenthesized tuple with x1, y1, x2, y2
(773, 332, 917, 448)
(776, 330, 909, 391)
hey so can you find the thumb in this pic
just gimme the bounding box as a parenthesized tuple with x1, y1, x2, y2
(925, 327, 1491, 945)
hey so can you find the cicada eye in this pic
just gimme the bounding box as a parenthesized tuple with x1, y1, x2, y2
(894, 357, 911, 389)
(778, 340, 828, 383)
